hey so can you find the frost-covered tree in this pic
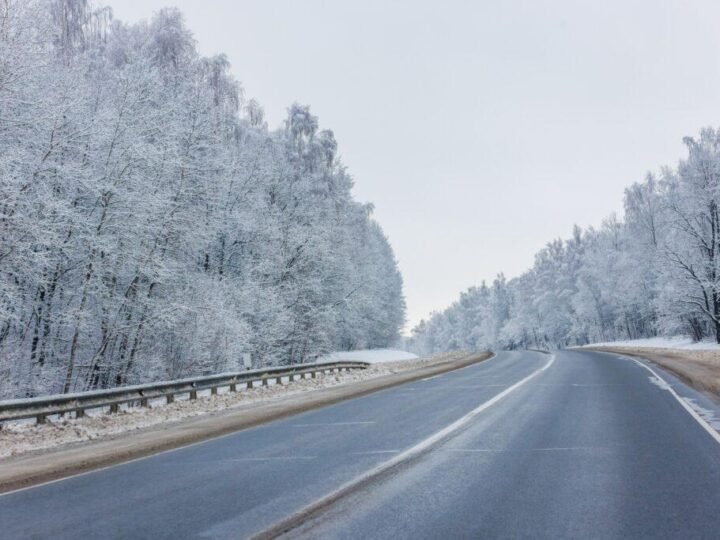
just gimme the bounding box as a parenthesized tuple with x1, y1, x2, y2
(408, 127, 720, 352)
(659, 130, 720, 342)
(0, 1, 405, 397)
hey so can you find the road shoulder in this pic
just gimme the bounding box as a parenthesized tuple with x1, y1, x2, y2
(582, 346, 720, 400)
(0, 352, 491, 494)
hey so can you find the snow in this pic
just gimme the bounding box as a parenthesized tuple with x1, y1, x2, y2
(648, 375, 671, 391)
(320, 349, 418, 364)
(683, 397, 720, 431)
(583, 336, 720, 351)
(0, 4, 406, 400)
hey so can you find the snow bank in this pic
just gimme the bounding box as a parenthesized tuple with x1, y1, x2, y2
(584, 336, 720, 351)
(320, 349, 418, 364)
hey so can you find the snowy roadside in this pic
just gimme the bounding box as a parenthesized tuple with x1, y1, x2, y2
(0, 353, 459, 460)
(582, 336, 720, 351)
(319, 348, 418, 364)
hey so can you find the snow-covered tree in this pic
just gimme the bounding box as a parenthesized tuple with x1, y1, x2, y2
(409, 127, 720, 352)
(0, 1, 405, 397)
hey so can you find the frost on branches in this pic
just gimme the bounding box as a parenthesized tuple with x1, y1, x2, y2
(410, 129, 720, 354)
(0, 1, 405, 398)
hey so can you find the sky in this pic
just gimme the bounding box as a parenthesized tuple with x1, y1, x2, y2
(113, 0, 720, 332)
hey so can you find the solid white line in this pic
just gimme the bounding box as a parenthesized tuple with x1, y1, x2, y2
(365, 355, 554, 468)
(253, 353, 555, 538)
(624, 355, 720, 445)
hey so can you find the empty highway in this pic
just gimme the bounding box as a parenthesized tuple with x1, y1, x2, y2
(1, 350, 719, 539)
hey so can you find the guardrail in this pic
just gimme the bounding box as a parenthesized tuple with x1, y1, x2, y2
(0, 361, 369, 426)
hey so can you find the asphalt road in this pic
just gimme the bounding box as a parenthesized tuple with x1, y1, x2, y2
(1, 350, 719, 539)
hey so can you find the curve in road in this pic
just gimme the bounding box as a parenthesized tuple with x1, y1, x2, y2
(1, 350, 719, 539)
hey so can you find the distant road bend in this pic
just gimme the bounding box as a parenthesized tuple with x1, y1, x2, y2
(2, 350, 720, 539)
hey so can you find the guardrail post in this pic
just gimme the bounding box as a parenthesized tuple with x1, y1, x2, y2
(189, 390, 197, 400)
(37, 414, 46, 424)
(289, 374, 295, 382)
(166, 394, 175, 404)
(140, 398, 148, 407)
(229, 383, 237, 392)
(311, 371, 316, 378)
(275, 376, 282, 385)
(109, 403, 119, 414)
(247, 380, 254, 389)
(76, 409, 85, 419)
(211, 387, 218, 396)
(262, 378, 268, 387)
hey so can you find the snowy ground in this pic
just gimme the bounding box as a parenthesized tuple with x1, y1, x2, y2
(320, 348, 418, 363)
(0, 352, 455, 460)
(583, 336, 720, 351)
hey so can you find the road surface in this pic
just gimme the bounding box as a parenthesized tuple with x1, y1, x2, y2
(1, 350, 719, 539)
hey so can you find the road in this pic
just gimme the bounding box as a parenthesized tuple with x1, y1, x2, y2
(1, 350, 719, 539)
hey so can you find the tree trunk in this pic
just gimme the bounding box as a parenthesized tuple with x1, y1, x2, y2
(63, 256, 94, 393)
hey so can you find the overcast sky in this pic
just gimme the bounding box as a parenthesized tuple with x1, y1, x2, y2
(114, 0, 720, 331)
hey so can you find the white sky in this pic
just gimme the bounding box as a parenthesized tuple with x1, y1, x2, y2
(113, 0, 720, 331)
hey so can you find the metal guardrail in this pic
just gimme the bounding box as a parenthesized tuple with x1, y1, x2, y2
(0, 361, 369, 426)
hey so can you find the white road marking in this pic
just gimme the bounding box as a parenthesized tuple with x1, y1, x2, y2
(625, 355, 720, 445)
(293, 421, 375, 427)
(648, 376, 671, 390)
(253, 353, 555, 538)
(0, 353, 500, 499)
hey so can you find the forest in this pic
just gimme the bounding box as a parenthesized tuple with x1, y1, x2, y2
(0, 0, 405, 398)
(409, 129, 720, 354)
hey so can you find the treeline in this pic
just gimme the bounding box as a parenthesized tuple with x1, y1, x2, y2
(0, 0, 405, 398)
(409, 128, 720, 354)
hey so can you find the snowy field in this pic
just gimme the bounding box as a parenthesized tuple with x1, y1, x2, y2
(320, 349, 418, 364)
(584, 337, 720, 351)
